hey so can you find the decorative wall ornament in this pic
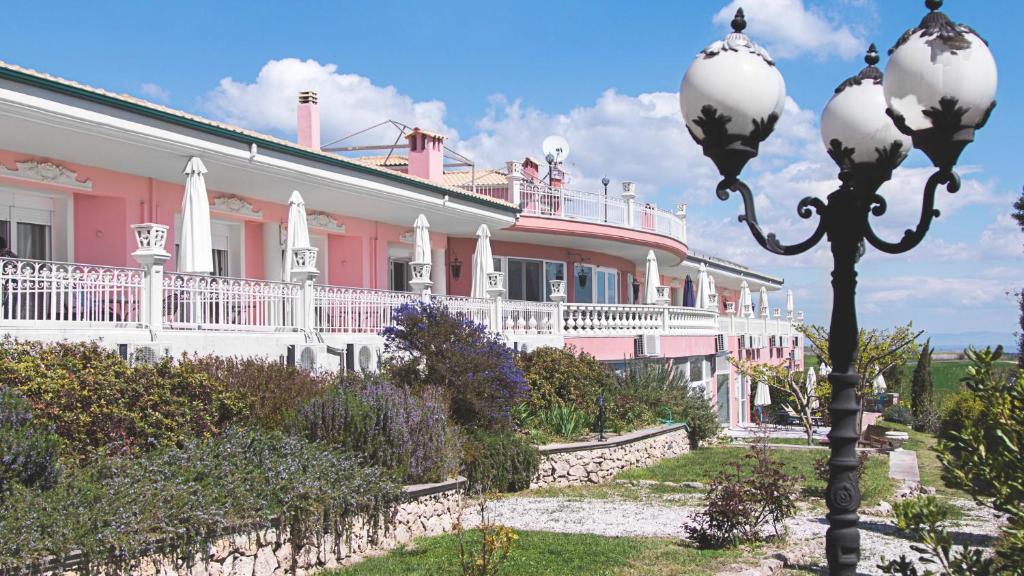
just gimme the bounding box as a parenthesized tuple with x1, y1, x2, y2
(399, 230, 415, 244)
(306, 212, 346, 233)
(0, 160, 92, 190)
(212, 195, 262, 218)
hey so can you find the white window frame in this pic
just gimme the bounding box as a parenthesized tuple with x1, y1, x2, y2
(0, 186, 72, 262)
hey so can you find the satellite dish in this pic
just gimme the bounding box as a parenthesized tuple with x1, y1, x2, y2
(542, 135, 571, 163)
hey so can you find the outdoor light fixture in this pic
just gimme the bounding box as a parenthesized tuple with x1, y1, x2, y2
(602, 176, 611, 221)
(632, 276, 642, 303)
(678, 2, 997, 573)
(545, 152, 556, 184)
(450, 255, 462, 280)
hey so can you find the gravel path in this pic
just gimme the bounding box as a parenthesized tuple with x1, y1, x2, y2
(464, 494, 1003, 575)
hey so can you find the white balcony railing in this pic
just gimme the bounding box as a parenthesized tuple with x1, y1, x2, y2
(0, 258, 144, 325)
(502, 299, 559, 334)
(163, 272, 300, 331)
(314, 286, 418, 334)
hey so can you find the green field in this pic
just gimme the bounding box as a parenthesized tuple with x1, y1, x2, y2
(332, 530, 749, 576)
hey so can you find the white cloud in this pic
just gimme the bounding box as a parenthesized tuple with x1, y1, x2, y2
(139, 83, 170, 103)
(202, 58, 454, 145)
(712, 0, 865, 60)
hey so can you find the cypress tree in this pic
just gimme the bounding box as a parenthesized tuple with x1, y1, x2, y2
(911, 338, 935, 432)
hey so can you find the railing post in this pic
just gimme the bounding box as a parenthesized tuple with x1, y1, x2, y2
(409, 261, 433, 303)
(676, 202, 688, 244)
(506, 161, 523, 207)
(131, 224, 171, 332)
(549, 279, 566, 335)
(486, 272, 505, 334)
(290, 247, 319, 332)
(622, 182, 636, 227)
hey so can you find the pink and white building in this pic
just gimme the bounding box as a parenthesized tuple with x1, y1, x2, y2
(0, 61, 801, 428)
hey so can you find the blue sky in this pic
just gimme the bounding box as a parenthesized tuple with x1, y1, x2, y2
(2, 0, 1021, 345)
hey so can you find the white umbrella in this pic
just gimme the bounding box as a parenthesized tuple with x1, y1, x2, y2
(470, 224, 494, 299)
(695, 262, 710, 309)
(707, 274, 717, 308)
(283, 190, 312, 281)
(819, 362, 831, 378)
(759, 286, 770, 317)
(413, 214, 431, 263)
(643, 250, 661, 304)
(786, 289, 794, 318)
(739, 280, 753, 317)
(178, 157, 213, 274)
(873, 371, 887, 393)
(754, 378, 772, 406)
(806, 368, 819, 410)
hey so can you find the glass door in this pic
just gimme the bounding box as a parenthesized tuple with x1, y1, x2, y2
(594, 268, 618, 304)
(573, 263, 593, 303)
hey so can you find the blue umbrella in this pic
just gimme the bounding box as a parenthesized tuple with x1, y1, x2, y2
(683, 275, 696, 307)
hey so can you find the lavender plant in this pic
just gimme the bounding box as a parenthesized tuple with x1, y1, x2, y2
(383, 302, 527, 429)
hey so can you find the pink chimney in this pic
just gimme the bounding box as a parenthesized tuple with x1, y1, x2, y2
(405, 128, 445, 182)
(297, 91, 320, 151)
(522, 157, 540, 181)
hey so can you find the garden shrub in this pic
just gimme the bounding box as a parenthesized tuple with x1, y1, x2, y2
(462, 429, 540, 493)
(0, 387, 61, 498)
(680, 386, 722, 447)
(383, 302, 528, 429)
(536, 404, 591, 440)
(0, 339, 244, 457)
(183, 354, 335, 431)
(686, 443, 801, 548)
(0, 428, 401, 574)
(880, 495, 996, 575)
(515, 346, 613, 416)
(910, 339, 938, 433)
(883, 405, 913, 426)
(606, 358, 720, 442)
(937, 390, 984, 446)
(297, 380, 463, 484)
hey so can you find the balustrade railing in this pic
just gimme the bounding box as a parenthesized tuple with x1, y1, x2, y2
(437, 294, 494, 329)
(502, 300, 558, 334)
(314, 286, 418, 334)
(163, 273, 300, 330)
(0, 258, 144, 324)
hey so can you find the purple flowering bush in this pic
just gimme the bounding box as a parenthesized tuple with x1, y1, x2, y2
(0, 387, 61, 498)
(382, 302, 527, 429)
(297, 379, 463, 484)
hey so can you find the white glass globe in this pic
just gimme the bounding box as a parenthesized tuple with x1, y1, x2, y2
(885, 11, 997, 132)
(822, 56, 912, 166)
(680, 17, 786, 143)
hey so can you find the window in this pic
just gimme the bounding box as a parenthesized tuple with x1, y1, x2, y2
(174, 217, 242, 277)
(595, 268, 618, 304)
(390, 259, 410, 292)
(496, 257, 565, 302)
(0, 204, 54, 261)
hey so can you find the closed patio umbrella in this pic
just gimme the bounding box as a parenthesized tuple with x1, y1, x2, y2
(283, 190, 312, 281)
(695, 263, 710, 309)
(470, 224, 494, 299)
(786, 289, 794, 318)
(178, 157, 213, 274)
(819, 362, 831, 378)
(707, 274, 717, 308)
(643, 250, 661, 304)
(683, 275, 695, 307)
(413, 214, 431, 263)
(873, 371, 887, 393)
(754, 378, 772, 406)
(759, 286, 770, 317)
(739, 280, 753, 317)
(807, 368, 819, 410)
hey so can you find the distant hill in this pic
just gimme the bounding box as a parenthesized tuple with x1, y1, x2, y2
(926, 331, 1017, 353)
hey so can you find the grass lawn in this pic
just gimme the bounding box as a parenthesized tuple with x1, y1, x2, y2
(730, 437, 826, 447)
(617, 446, 895, 507)
(332, 530, 751, 576)
(874, 421, 970, 503)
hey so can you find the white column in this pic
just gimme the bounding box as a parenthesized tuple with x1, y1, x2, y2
(131, 223, 171, 333)
(506, 161, 524, 206)
(290, 247, 319, 331)
(622, 182, 637, 227)
(676, 203, 688, 244)
(431, 248, 447, 295)
(486, 272, 505, 333)
(549, 279, 566, 335)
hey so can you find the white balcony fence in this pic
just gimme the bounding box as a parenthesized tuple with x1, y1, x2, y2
(562, 303, 718, 336)
(436, 294, 494, 329)
(502, 300, 559, 334)
(163, 272, 300, 331)
(0, 258, 144, 324)
(314, 286, 418, 334)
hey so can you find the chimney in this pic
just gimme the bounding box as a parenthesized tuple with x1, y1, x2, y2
(522, 157, 540, 181)
(297, 91, 320, 151)
(550, 163, 564, 189)
(405, 128, 445, 182)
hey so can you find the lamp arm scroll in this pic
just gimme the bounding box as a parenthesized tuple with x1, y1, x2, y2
(716, 178, 828, 256)
(863, 169, 960, 254)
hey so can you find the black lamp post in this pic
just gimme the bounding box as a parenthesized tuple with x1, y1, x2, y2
(602, 176, 611, 222)
(679, 3, 997, 574)
(545, 152, 556, 184)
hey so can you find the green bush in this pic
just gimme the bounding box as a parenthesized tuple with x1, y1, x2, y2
(883, 405, 913, 426)
(937, 390, 984, 445)
(0, 339, 244, 457)
(0, 428, 400, 573)
(296, 380, 463, 484)
(892, 496, 955, 534)
(606, 358, 719, 441)
(462, 429, 540, 493)
(183, 354, 335, 431)
(681, 386, 722, 448)
(515, 346, 613, 415)
(536, 404, 591, 440)
(0, 387, 61, 498)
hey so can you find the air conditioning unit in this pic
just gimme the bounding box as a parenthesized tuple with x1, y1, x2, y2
(287, 343, 329, 372)
(634, 334, 661, 357)
(715, 334, 726, 353)
(118, 343, 173, 365)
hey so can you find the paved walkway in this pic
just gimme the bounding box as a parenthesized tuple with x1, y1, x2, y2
(888, 449, 920, 483)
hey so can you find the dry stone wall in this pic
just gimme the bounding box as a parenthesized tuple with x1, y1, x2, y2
(530, 424, 690, 488)
(48, 479, 463, 576)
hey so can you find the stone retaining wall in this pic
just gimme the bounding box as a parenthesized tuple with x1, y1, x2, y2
(46, 478, 464, 576)
(530, 424, 691, 488)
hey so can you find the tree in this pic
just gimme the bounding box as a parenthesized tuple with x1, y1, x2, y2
(910, 339, 937, 433)
(732, 358, 817, 445)
(1015, 185, 1024, 369)
(799, 322, 922, 430)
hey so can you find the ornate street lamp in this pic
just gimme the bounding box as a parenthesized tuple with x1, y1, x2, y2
(678, 2, 996, 574)
(602, 176, 611, 221)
